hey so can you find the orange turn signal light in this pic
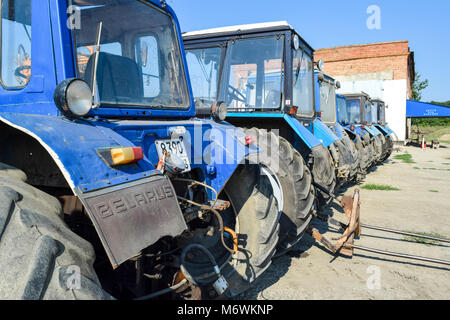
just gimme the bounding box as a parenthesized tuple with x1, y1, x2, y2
(288, 106, 298, 115)
(110, 147, 144, 166)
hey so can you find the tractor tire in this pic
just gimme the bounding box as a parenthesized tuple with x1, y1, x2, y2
(176, 162, 282, 298)
(382, 135, 394, 161)
(372, 134, 383, 164)
(329, 141, 350, 186)
(378, 134, 388, 162)
(0, 163, 110, 300)
(310, 145, 336, 211)
(362, 134, 376, 168)
(353, 134, 370, 178)
(243, 128, 314, 250)
(222, 163, 281, 296)
(341, 132, 360, 181)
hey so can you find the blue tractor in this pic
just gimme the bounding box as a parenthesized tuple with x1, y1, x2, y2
(371, 98, 395, 161)
(0, 0, 285, 299)
(336, 94, 373, 174)
(314, 70, 361, 181)
(183, 22, 339, 228)
(340, 93, 386, 166)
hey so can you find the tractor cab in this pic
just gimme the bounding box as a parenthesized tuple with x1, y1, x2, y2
(0, 0, 284, 300)
(341, 93, 386, 163)
(314, 71, 360, 181)
(184, 22, 343, 208)
(372, 98, 394, 136)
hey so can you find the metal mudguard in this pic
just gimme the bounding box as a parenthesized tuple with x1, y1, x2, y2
(310, 119, 339, 148)
(80, 175, 187, 267)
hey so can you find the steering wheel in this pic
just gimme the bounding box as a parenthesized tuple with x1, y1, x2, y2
(15, 45, 31, 85)
(227, 85, 247, 104)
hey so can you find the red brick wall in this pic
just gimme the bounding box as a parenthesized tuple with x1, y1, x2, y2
(314, 41, 414, 98)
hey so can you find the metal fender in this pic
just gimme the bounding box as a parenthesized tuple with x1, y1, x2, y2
(311, 119, 339, 148)
(374, 124, 390, 136)
(282, 115, 323, 150)
(331, 123, 346, 139)
(365, 125, 382, 137)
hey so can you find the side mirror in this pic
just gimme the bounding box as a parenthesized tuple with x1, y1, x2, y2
(317, 72, 324, 82)
(335, 81, 341, 89)
(315, 59, 324, 71)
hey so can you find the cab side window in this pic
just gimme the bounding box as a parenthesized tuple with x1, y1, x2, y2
(1, 0, 32, 88)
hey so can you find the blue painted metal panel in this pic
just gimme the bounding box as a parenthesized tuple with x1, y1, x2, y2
(365, 125, 381, 137)
(227, 113, 284, 118)
(374, 124, 390, 136)
(308, 119, 338, 148)
(406, 100, 450, 118)
(282, 115, 322, 149)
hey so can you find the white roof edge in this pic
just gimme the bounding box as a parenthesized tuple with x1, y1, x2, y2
(183, 21, 292, 37)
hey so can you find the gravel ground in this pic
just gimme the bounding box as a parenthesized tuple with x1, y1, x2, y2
(239, 143, 450, 300)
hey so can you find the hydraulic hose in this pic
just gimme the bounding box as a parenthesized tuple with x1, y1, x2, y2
(177, 196, 236, 255)
(180, 243, 222, 285)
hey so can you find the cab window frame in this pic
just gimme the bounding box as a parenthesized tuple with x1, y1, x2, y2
(0, 0, 33, 90)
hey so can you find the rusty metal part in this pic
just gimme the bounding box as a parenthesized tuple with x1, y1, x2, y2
(307, 189, 361, 256)
(177, 196, 236, 255)
(211, 199, 231, 211)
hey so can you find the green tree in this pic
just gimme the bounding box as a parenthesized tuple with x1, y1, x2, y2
(411, 72, 429, 101)
(430, 100, 450, 107)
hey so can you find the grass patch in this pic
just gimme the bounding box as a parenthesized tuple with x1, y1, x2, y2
(429, 190, 439, 193)
(362, 184, 400, 191)
(413, 167, 420, 170)
(443, 163, 450, 166)
(393, 154, 415, 164)
(404, 231, 449, 246)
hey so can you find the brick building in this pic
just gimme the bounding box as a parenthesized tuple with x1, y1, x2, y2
(315, 41, 415, 141)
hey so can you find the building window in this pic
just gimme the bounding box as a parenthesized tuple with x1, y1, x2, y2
(1, 0, 32, 88)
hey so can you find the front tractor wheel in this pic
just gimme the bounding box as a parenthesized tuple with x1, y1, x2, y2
(243, 128, 314, 250)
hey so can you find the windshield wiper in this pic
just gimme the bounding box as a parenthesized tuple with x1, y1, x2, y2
(91, 21, 103, 109)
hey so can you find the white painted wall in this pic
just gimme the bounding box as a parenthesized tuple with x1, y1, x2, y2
(336, 75, 407, 142)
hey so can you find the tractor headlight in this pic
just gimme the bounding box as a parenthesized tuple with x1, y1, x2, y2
(212, 101, 227, 122)
(54, 79, 92, 118)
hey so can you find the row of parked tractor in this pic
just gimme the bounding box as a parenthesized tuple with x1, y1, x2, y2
(0, 1, 395, 300)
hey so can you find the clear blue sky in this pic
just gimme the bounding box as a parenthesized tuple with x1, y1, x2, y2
(169, 0, 450, 102)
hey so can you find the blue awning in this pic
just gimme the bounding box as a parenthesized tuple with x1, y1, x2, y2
(407, 100, 450, 118)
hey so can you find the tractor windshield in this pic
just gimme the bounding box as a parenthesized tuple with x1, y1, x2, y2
(318, 81, 336, 123)
(336, 96, 349, 124)
(69, 0, 189, 109)
(346, 99, 361, 124)
(370, 101, 378, 123)
(293, 48, 315, 117)
(378, 102, 386, 124)
(218, 36, 284, 110)
(364, 100, 372, 123)
(185, 47, 221, 109)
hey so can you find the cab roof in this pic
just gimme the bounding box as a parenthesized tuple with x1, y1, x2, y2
(183, 21, 314, 52)
(183, 21, 292, 38)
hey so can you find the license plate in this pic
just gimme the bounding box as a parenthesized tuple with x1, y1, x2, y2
(155, 137, 191, 173)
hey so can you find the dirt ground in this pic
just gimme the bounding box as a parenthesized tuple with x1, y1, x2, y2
(239, 143, 450, 300)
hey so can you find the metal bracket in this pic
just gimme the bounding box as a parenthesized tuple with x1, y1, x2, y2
(308, 189, 361, 256)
